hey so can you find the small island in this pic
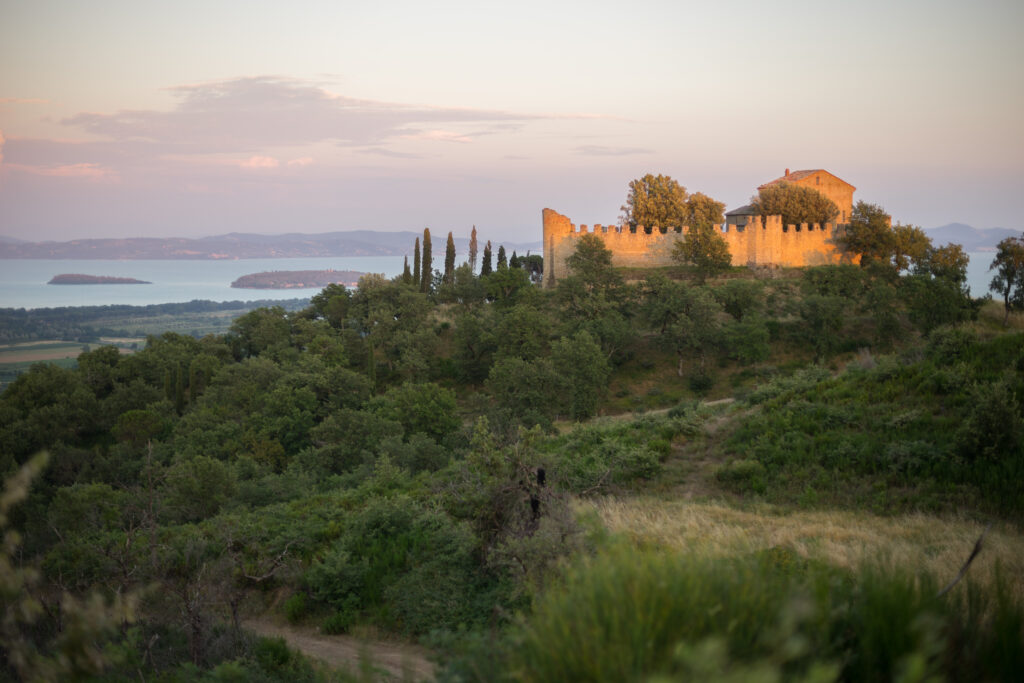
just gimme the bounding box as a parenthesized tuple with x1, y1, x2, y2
(48, 274, 152, 285)
(230, 269, 367, 289)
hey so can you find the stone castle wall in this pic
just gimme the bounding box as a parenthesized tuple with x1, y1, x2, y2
(543, 208, 852, 285)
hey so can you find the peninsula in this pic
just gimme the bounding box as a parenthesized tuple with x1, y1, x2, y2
(48, 274, 151, 285)
(231, 269, 366, 289)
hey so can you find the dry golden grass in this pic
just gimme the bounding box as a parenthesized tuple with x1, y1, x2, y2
(579, 496, 1024, 599)
(973, 298, 1024, 331)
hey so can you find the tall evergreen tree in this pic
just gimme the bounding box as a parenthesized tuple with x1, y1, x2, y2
(402, 256, 412, 285)
(421, 228, 433, 292)
(497, 245, 508, 270)
(469, 225, 478, 273)
(510, 250, 520, 269)
(444, 231, 456, 284)
(413, 237, 421, 285)
(481, 240, 493, 276)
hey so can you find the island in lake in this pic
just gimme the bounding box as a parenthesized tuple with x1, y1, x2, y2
(48, 274, 152, 285)
(231, 269, 367, 289)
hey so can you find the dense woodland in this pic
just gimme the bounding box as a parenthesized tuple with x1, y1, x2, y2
(2, 216, 1024, 681)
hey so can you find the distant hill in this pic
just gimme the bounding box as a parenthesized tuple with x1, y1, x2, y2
(0, 231, 544, 260)
(924, 223, 1022, 251)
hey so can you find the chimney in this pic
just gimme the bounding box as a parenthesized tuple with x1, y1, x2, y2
(785, 168, 790, 176)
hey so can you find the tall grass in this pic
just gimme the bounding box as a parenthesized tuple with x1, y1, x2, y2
(581, 497, 1024, 602)
(490, 546, 1023, 682)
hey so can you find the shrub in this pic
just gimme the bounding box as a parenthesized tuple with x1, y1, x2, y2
(283, 592, 307, 624)
(688, 371, 713, 395)
(715, 458, 767, 494)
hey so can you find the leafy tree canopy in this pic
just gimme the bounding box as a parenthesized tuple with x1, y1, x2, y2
(989, 236, 1024, 326)
(835, 201, 893, 266)
(620, 174, 725, 232)
(671, 223, 732, 283)
(752, 182, 839, 228)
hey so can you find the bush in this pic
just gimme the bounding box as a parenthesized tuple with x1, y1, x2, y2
(688, 371, 713, 395)
(283, 593, 307, 624)
(304, 496, 485, 634)
(715, 458, 768, 494)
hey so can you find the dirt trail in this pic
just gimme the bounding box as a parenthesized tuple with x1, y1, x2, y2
(244, 618, 436, 681)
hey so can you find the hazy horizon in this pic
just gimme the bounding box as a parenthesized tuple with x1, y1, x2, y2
(2, 0, 1022, 243)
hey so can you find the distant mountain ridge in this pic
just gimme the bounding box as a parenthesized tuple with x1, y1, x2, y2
(0, 231, 544, 260)
(924, 223, 1022, 251)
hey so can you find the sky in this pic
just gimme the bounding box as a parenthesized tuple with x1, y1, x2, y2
(1, 0, 1022, 244)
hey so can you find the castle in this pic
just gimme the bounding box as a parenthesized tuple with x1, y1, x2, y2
(543, 169, 856, 286)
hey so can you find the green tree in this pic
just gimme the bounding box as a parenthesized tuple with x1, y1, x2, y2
(672, 223, 732, 283)
(620, 173, 689, 231)
(229, 306, 292, 358)
(800, 294, 845, 361)
(497, 244, 508, 269)
(370, 381, 460, 443)
(753, 182, 840, 228)
(402, 255, 412, 285)
(684, 192, 726, 228)
(469, 225, 478, 273)
(484, 265, 531, 307)
(713, 279, 764, 321)
(890, 223, 932, 271)
(989, 236, 1024, 326)
(550, 331, 611, 420)
(564, 233, 622, 294)
(420, 228, 433, 293)
(444, 231, 456, 284)
(916, 243, 969, 286)
(413, 236, 421, 285)
(309, 283, 351, 328)
(481, 240, 493, 276)
(836, 201, 893, 266)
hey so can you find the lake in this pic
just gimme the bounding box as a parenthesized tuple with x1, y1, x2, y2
(0, 257, 403, 309)
(0, 252, 1002, 310)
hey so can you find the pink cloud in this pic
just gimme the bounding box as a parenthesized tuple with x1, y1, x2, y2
(240, 155, 279, 169)
(287, 157, 314, 166)
(401, 129, 474, 143)
(11, 162, 117, 179)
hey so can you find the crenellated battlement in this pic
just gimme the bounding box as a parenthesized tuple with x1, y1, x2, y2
(542, 208, 851, 285)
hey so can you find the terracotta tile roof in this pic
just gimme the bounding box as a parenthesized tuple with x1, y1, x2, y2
(757, 169, 855, 191)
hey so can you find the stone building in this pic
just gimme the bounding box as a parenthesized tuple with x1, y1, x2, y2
(758, 169, 855, 224)
(543, 169, 857, 286)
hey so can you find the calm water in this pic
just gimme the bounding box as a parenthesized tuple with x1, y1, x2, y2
(0, 252, 1001, 310)
(0, 257, 403, 309)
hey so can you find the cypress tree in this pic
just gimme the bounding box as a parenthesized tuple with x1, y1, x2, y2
(420, 228, 433, 292)
(481, 241, 493, 276)
(497, 244, 508, 269)
(469, 225, 478, 273)
(413, 237, 421, 285)
(444, 231, 456, 284)
(402, 256, 412, 285)
(510, 251, 520, 269)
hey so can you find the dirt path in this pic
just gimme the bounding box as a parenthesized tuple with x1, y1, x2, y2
(244, 618, 436, 681)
